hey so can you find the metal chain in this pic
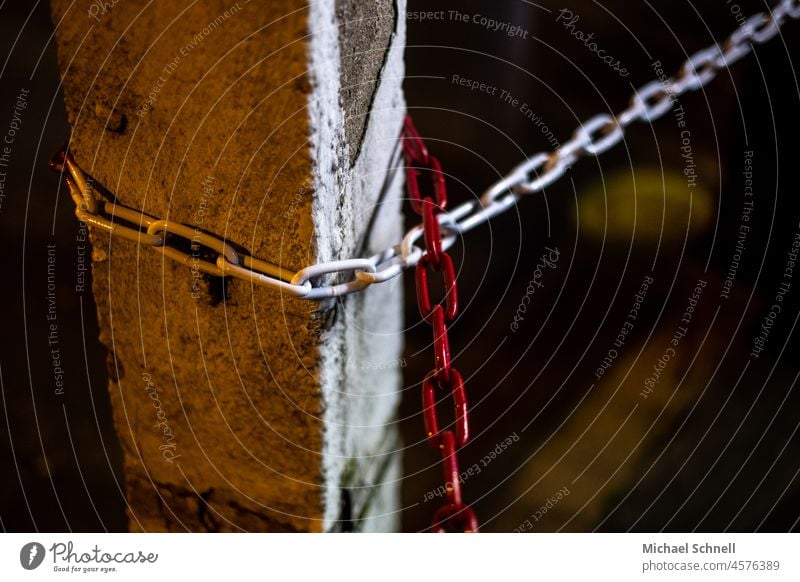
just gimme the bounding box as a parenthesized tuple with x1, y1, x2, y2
(49, 149, 376, 299)
(438, 0, 799, 237)
(50, 1, 797, 300)
(403, 116, 478, 533)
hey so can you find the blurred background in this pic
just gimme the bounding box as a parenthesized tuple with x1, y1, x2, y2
(399, 0, 800, 532)
(1, 0, 799, 532)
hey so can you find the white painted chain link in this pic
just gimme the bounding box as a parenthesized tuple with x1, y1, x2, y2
(55, 0, 797, 300)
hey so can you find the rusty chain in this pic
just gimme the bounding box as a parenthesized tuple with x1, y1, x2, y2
(51, 1, 797, 301)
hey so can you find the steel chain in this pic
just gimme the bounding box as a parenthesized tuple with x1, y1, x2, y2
(403, 117, 478, 533)
(51, 1, 795, 301)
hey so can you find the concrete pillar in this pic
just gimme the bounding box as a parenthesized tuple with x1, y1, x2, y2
(50, 0, 405, 532)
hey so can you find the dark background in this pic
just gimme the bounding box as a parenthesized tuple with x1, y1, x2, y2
(400, 0, 800, 532)
(1, 0, 799, 532)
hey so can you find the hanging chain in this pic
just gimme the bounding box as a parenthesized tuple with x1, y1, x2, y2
(50, 1, 797, 300)
(403, 116, 478, 533)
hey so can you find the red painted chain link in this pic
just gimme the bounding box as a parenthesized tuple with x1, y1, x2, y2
(402, 116, 478, 533)
(403, 116, 447, 214)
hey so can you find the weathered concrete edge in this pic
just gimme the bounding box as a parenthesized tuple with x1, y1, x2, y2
(307, 0, 406, 531)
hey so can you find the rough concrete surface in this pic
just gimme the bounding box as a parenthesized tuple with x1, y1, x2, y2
(50, 0, 405, 531)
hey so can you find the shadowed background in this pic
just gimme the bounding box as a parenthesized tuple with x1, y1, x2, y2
(1, 0, 799, 532)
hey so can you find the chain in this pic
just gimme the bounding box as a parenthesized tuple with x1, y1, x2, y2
(403, 116, 478, 533)
(432, 0, 798, 236)
(51, 1, 796, 301)
(48, 150, 379, 299)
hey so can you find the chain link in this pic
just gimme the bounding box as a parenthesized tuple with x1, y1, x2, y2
(403, 117, 478, 533)
(50, 1, 795, 302)
(47, 3, 794, 534)
(414, 0, 796, 240)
